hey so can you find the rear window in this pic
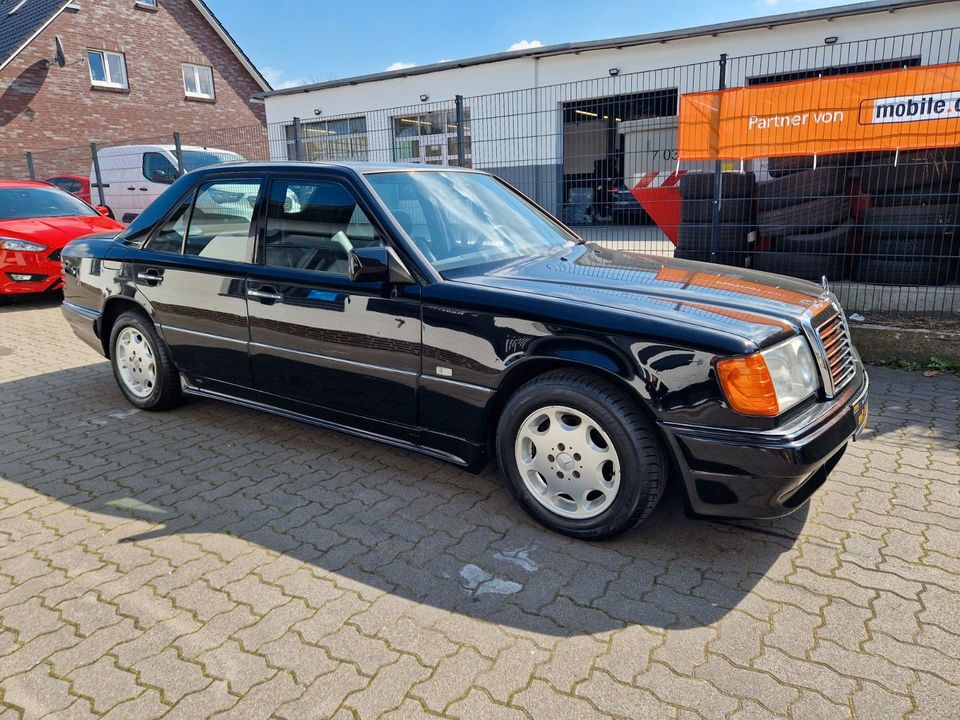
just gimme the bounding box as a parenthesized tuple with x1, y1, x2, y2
(0, 187, 96, 220)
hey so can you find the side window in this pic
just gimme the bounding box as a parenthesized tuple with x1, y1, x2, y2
(184, 180, 262, 262)
(263, 179, 382, 275)
(143, 153, 178, 184)
(146, 195, 191, 254)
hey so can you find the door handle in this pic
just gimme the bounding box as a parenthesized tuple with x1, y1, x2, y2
(139, 188, 148, 191)
(136, 269, 162, 285)
(247, 286, 282, 303)
(126, 186, 136, 191)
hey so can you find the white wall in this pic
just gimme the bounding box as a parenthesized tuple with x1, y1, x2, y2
(263, 2, 960, 170)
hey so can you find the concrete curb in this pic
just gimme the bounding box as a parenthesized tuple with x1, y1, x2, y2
(850, 323, 960, 365)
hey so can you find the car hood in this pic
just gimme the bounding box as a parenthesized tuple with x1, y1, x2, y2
(0, 216, 123, 249)
(452, 244, 830, 349)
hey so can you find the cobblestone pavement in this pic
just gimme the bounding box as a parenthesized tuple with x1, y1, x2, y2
(1, 296, 959, 720)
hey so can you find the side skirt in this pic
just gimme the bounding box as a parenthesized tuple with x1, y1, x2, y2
(181, 380, 471, 468)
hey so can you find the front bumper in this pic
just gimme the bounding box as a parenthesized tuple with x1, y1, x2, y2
(0, 250, 63, 295)
(659, 371, 869, 519)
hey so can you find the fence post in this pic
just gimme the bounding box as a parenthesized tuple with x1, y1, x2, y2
(25, 151, 36, 180)
(292, 117, 303, 161)
(710, 53, 728, 263)
(91, 142, 106, 207)
(455, 94, 466, 167)
(173, 132, 184, 176)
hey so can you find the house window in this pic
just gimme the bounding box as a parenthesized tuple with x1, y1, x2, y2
(87, 50, 128, 89)
(135, 0, 158, 6)
(284, 116, 368, 161)
(392, 108, 471, 167)
(182, 63, 215, 100)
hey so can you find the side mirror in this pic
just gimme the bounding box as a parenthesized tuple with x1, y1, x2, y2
(96, 205, 113, 218)
(348, 246, 415, 284)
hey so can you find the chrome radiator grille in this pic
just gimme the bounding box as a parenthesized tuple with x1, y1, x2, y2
(815, 311, 856, 395)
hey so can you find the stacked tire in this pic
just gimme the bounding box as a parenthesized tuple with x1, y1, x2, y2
(851, 149, 960, 285)
(676, 172, 756, 267)
(754, 165, 853, 282)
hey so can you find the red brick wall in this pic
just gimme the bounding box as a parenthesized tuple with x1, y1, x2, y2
(0, 0, 268, 177)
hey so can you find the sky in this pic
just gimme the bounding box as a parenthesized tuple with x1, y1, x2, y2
(205, 0, 868, 90)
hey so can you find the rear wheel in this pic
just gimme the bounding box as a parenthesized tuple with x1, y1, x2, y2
(496, 370, 666, 539)
(109, 310, 182, 410)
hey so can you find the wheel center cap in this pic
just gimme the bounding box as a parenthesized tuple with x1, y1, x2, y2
(557, 452, 576, 471)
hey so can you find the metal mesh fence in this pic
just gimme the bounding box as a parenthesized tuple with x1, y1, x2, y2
(2, 27, 957, 315)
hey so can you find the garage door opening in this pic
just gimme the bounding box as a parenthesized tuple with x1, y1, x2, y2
(562, 89, 677, 226)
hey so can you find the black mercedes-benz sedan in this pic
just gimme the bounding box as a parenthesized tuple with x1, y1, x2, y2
(60, 162, 868, 539)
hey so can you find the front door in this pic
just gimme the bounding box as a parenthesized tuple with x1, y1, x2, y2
(246, 176, 421, 429)
(129, 177, 263, 389)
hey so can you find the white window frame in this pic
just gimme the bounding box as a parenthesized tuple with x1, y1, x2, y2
(182, 63, 215, 100)
(87, 49, 128, 89)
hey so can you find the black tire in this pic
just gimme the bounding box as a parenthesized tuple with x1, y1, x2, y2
(753, 251, 848, 282)
(860, 204, 959, 241)
(757, 167, 849, 211)
(679, 172, 756, 200)
(496, 370, 666, 539)
(770, 220, 856, 254)
(680, 197, 754, 224)
(854, 148, 960, 194)
(677, 224, 750, 267)
(868, 180, 960, 207)
(758, 196, 850, 239)
(852, 256, 959, 285)
(109, 310, 182, 411)
(767, 153, 862, 177)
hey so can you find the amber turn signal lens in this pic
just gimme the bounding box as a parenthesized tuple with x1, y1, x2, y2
(715, 354, 780, 417)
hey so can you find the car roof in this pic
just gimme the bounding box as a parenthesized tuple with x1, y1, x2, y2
(97, 144, 240, 155)
(0, 179, 58, 189)
(187, 161, 483, 175)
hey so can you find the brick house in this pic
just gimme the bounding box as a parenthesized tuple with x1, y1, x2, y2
(0, 0, 270, 174)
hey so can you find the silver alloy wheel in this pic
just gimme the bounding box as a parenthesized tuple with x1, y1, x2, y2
(514, 404, 622, 519)
(115, 326, 157, 399)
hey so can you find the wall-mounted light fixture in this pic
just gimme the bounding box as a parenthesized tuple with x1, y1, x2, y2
(608, 67, 620, 76)
(313, 108, 322, 116)
(824, 36, 838, 44)
(419, 93, 429, 102)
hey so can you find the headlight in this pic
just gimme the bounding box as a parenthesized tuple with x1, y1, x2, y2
(1, 238, 47, 252)
(716, 335, 819, 417)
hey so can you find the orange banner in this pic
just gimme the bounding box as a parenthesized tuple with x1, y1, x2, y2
(678, 63, 960, 160)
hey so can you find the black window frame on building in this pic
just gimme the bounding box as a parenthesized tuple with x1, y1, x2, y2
(284, 117, 369, 161)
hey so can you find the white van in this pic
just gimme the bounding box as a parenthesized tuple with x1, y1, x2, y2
(90, 145, 245, 223)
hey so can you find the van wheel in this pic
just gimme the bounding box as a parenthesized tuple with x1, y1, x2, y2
(496, 370, 666, 539)
(109, 310, 181, 410)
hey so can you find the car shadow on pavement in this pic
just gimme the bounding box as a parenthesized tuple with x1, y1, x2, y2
(1, 362, 808, 637)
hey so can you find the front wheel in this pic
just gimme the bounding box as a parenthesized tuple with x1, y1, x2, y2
(109, 310, 181, 410)
(496, 370, 666, 539)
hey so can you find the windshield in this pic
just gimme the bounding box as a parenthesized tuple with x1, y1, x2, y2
(365, 171, 577, 272)
(181, 150, 245, 173)
(0, 187, 97, 220)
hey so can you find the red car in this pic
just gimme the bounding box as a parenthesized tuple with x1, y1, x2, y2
(44, 174, 92, 205)
(0, 180, 124, 298)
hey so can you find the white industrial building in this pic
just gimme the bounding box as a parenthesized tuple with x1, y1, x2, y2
(255, 0, 959, 216)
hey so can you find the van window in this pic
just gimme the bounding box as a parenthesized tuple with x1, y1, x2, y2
(143, 153, 178, 184)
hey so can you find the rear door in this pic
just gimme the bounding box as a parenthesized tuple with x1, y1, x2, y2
(127, 175, 264, 389)
(246, 175, 421, 429)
